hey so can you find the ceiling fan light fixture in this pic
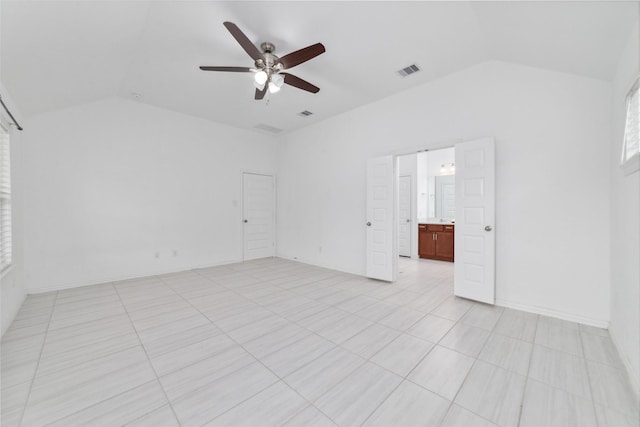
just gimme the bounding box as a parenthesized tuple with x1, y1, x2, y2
(254, 70, 268, 85)
(268, 81, 281, 94)
(271, 73, 284, 88)
(253, 80, 266, 91)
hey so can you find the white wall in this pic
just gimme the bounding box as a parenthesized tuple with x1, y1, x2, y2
(1, 84, 27, 336)
(21, 97, 277, 292)
(417, 152, 428, 219)
(277, 60, 612, 326)
(425, 147, 455, 178)
(609, 11, 640, 396)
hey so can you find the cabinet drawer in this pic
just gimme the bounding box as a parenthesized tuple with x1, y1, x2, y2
(418, 224, 427, 230)
(426, 225, 444, 231)
(443, 225, 454, 232)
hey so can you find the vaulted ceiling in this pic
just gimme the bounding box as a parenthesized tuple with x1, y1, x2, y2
(1, 1, 636, 134)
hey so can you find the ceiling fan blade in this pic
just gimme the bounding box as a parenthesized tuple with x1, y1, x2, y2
(223, 21, 263, 62)
(255, 85, 267, 100)
(199, 66, 253, 72)
(281, 73, 320, 93)
(279, 43, 325, 69)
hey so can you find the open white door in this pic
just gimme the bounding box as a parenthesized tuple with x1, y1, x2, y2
(398, 175, 412, 257)
(454, 138, 495, 304)
(366, 156, 397, 281)
(243, 172, 275, 261)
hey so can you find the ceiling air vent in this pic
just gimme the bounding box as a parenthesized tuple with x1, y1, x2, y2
(254, 123, 283, 134)
(397, 64, 421, 78)
(298, 110, 313, 117)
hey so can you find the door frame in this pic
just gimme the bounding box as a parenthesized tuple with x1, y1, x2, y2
(241, 170, 277, 261)
(398, 174, 413, 258)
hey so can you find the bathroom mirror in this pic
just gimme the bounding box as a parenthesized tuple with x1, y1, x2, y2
(427, 175, 455, 221)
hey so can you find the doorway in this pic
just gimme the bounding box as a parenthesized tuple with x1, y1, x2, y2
(366, 138, 496, 304)
(396, 148, 457, 262)
(394, 149, 456, 289)
(242, 172, 275, 261)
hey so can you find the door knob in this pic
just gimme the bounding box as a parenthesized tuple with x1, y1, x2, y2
(406, 219, 410, 223)
(366, 222, 372, 226)
(244, 219, 248, 223)
(484, 225, 492, 232)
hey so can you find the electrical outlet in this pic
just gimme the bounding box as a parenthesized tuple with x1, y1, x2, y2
(154, 252, 159, 259)
(173, 250, 178, 257)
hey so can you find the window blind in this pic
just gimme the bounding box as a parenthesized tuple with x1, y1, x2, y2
(622, 78, 639, 163)
(0, 125, 11, 273)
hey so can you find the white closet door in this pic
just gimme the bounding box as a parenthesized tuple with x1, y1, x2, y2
(243, 173, 275, 261)
(454, 138, 496, 303)
(398, 175, 412, 257)
(366, 156, 396, 281)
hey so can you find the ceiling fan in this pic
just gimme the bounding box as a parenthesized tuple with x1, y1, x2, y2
(200, 22, 326, 100)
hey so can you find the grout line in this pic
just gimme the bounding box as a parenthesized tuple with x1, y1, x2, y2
(113, 284, 183, 426)
(37, 378, 165, 426)
(355, 332, 446, 426)
(353, 375, 405, 427)
(515, 310, 540, 427)
(17, 290, 59, 426)
(533, 341, 587, 359)
(579, 324, 603, 427)
(428, 307, 507, 427)
(33, 341, 142, 379)
(29, 311, 130, 336)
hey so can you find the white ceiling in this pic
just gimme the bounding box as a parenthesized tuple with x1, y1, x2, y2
(1, 1, 636, 134)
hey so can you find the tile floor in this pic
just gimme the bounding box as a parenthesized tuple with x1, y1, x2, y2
(1, 257, 638, 426)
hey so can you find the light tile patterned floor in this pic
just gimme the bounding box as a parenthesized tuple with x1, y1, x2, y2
(1, 258, 638, 426)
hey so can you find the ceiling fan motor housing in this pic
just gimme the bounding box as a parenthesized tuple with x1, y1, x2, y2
(256, 43, 283, 75)
(260, 42, 276, 54)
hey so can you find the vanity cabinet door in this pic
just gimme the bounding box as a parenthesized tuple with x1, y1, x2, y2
(435, 230, 454, 261)
(419, 226, 436, 258)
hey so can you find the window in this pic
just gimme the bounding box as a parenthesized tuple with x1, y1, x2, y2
(0, 125, 11, 273)
(622, 77, 640, 174)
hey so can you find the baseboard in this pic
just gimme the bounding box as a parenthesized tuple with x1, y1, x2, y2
(495, 298, 609, 329)
(276, 252, 362, 277)
(25, 258, 243, 294)
(609, 327, 640, 401)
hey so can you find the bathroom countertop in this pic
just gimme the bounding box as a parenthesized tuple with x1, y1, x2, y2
(418, 221, 455, 225)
